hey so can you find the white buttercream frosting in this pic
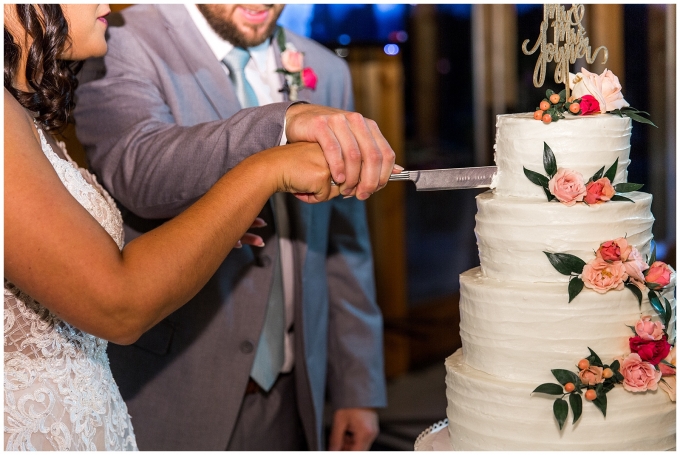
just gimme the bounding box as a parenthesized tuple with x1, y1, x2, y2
(476, 191, 654, 282)
(493, 113, 632, 199)
(445, 349, 676, 451)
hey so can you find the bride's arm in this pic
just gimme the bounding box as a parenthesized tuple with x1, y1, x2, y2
(4, 90, 338, 345)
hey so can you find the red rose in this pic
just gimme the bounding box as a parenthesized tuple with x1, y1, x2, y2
(579, 95, 600, 115)
(302, 67, 317, 90)
(629, 335, 671, 366)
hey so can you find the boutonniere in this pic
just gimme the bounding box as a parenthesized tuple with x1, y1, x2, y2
(276, 29, 317, 101)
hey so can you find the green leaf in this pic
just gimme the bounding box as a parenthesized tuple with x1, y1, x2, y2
(614, 183, 644, 193)
(649, 241, 657, 266)
(587, 348, 603, 367)
(523, 167, 550, 188)
(552, 369, 579, 386)
(624, 111, 657, 128)
(602, 382, 615, 394)
(592, 389, 607, 417)
(533, 383, 565, 395)
(568, 277, 584, 303)
(276, 27, 287, 51)
(625, 283, 643, 308)
(569, 393, 582, 424)
(604, 158, 618, 182)
(610, 195, 634, 203)
(615, 371, 624, 382)
(610, 360, 621, 372)
(546, 89, 554, 98)
(544, 252, 586, 275)
(553, 398, 568, 430)
(626, 324, 638, 335)
(543, 143, 557, 177)
(590, 166, 605, 182)
(543, 186, 556, 202)
(664, 298, 673, 329)
(559, 89, 566, 101)
(648, 290, 665, 318)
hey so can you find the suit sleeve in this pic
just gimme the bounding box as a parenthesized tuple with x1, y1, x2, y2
(74, 25, 294, 220)
(325, 61, 387, 410)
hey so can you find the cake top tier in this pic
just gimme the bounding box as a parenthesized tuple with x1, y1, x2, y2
(493, 113, 632, 199)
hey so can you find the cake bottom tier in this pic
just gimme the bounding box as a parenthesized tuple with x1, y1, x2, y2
(446, 349, 676, 451)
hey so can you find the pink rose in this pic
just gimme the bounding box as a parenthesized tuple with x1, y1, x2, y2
(629, 334, 671, 366)
(597, 237, 632, 262)
(581, 257, 627, 293)
(619, 353, 662, 392)
(548, 168, 587, 206)
(584, 177, 615, 205)
(281, 49, 304, 73)
(579, 95, 600, 115)
(646, 261, 672, 289)
(623, 247, 649, 290)
(301, 67, 317, 90)
(578, 365, 604, 386)
(634, 315, 665, 341)
(659, 375, 676, 402)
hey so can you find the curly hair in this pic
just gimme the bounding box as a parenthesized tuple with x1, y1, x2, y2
(4, 4, 83, 132)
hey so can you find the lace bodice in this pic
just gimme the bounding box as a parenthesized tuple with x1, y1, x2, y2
(4, 126, 137, 450)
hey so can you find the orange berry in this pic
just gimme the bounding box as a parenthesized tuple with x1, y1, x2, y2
(564, 382, 575, 393)
(550, 94, 561, 104)
(603, 368, 613, 379)
(540, 100, 551, 111)
(542, 113, 552, 124)
(578, 359, 590, 370)
(533, 110, 544, 120)
(569, 103, 580, 114)
(585, 389, 597, 401)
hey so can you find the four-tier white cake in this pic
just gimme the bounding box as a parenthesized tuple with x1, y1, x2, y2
(441, 113, 676, 450)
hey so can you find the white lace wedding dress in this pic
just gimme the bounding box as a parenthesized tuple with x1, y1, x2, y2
(4, 125, 138, 450)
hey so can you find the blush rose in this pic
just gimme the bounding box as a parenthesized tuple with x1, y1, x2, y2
(584, 177, 615, 205)
(645, 261, 672, 289)
(548, 168, 587, 206)
(581, 257, 627, 293)
(619, 353, 662, 392)
(570, 68, 630, 113)
(281, 48, 304, 73)
(634, 315, 665, 341)
(623, 247, 649, 290)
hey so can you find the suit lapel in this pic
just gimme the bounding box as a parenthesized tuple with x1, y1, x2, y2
(156, 5, 240, 119)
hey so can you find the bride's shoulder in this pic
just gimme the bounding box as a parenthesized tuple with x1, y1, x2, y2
(4, 89, 40, 150)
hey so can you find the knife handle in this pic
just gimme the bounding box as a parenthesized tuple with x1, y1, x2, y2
(331, 170, 411, 186)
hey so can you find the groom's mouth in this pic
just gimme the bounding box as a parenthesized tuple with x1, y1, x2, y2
(237, 5, 271, 25)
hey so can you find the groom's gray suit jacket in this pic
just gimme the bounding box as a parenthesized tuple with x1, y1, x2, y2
(74, 4, 386, 450)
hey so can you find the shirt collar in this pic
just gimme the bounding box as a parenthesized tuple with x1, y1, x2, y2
(185, 3, 271, 71)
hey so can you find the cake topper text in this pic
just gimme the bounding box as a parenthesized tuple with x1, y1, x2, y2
(522, 4, 608, 98)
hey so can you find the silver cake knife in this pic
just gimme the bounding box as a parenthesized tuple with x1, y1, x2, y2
(333, 166, 498, 191)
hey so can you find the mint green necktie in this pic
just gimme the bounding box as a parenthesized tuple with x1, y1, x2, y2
(222, 47, 259, 108)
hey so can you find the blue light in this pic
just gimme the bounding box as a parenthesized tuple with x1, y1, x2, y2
(384, 44, 400, 56)
(338, 34, 351, 45)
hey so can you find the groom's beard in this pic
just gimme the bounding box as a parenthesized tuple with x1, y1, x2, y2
(197, 4, 284, 48)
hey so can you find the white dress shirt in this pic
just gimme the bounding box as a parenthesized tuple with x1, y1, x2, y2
(186, 4, 296, 374)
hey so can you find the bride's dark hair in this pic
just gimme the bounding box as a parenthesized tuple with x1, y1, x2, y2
(4, 4, 83, 132)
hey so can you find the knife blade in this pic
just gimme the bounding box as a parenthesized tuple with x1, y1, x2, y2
(330, 166, 497, 191)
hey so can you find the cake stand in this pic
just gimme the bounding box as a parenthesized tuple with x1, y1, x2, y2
(414, 419, 453, 451)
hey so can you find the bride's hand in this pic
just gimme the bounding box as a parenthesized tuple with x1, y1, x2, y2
(261, 142, 342, 203)
(234, 217, 266, 248)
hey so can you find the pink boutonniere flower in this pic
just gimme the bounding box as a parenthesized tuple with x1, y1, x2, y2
(276, 29, 317, 101)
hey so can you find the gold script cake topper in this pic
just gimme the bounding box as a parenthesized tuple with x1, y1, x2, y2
(522, 4, 608, 99)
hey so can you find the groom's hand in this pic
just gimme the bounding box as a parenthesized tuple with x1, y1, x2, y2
(284, 104, 396, 201)
(328, 407, 379, 451)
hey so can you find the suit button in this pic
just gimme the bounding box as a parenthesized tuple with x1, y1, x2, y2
(255, 255, 272, 267)
(240, 340, 254, 354)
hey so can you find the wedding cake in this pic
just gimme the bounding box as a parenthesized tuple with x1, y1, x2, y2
(426, 71, 676, 451)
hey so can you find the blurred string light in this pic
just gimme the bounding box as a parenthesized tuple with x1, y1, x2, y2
(338, 34, 351, 45)
(384, 44, 400, 55)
